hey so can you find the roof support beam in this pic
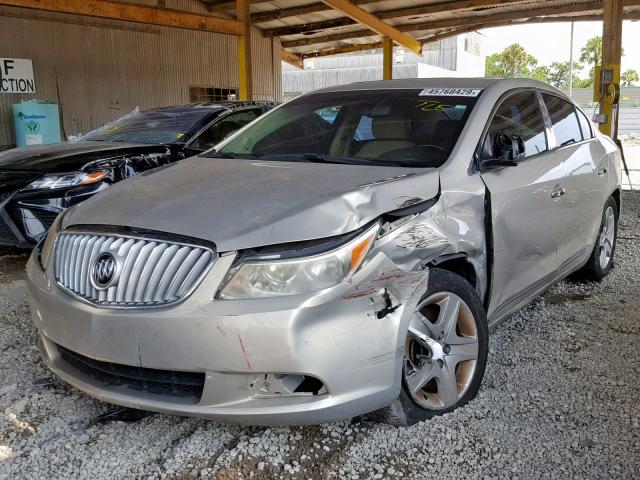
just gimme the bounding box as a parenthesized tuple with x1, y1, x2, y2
(0, 0, 244, 35)
(263, 17, 356, 38)
(255, 0, 535, 24)
(292, 11, 640, 59)
(236, 0, 252, 100)
(206, 0, 272, 13)
(301, 41, 384, 59)
(262, 0, 540, 37)
(320, 0, 422, 54)
(417, 13, 636, 44)
(282, 0, 640, 49)
(280, 49, 304, 69)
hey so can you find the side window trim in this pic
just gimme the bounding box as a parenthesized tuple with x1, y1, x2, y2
(185, 112, 227, 149)
(537, 89, 557, 150)
(576, 105, 594, 140)
(474, 87, 550, 170)
(540, 91, 593, 150)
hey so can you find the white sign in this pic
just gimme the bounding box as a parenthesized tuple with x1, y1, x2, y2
(419, 88, 482, 97)
(0, 58, 35, 94)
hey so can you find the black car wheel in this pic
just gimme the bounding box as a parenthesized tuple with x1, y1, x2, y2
(573, 196, 618, 281)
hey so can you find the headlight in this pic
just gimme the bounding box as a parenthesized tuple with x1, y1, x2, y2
(219, 224, 379, 299)
(24, 171, 107, 191)
(36, 210, 64, 270)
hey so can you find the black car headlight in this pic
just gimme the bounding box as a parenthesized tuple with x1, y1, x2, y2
(24, 171, 107, 191)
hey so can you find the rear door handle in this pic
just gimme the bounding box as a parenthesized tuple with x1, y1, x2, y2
(551, 187, 566, 199)
(597, 167, 608, 176)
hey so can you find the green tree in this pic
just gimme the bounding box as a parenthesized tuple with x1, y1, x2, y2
(621, 69, 639, 86)
(547, 61, 583, 89)
(573, 77, 594, 88)
(485, 44, 540, 78)
(579, 36, 603, 70)
(579, 35, 624, 70)
(530, 65, 550, 83)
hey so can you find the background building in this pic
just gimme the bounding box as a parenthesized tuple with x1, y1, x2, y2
(283, 33, 485, 99)
(0, 3, 282, 149)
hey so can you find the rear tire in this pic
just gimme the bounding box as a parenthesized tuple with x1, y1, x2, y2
(573, 196, 618, 281)
(374, 269, 488, 426)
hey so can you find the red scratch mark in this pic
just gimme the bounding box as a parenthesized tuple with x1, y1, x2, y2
(343, 287, 377, 300)
(372, 273, 405, 282)
(238, 335, 252, 370)
(216, 325, 226, 336)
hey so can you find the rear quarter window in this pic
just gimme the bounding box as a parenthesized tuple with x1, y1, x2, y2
(576, 108, 594, 140)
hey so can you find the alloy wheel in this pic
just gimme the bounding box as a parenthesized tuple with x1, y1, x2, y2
(403, 292, 479, 410)
(598, 206, 616, 270)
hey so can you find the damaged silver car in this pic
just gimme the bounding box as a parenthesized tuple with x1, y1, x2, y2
(26, 78, 622, 426)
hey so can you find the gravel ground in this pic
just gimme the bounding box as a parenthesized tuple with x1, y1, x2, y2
(1, 193, 640, 480)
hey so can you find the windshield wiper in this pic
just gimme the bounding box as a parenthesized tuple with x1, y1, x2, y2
(203, 151, 258, 159)
(256, 153, 382, 166)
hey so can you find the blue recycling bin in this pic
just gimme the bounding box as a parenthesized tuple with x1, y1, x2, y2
(12, 101, 62, 147)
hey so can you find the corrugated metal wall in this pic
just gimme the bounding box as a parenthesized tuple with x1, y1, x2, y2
(0, 5, 281, 148)
(282, 36, 464, 96)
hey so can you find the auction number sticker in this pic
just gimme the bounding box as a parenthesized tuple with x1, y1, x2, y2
(419, 88, 482, 97)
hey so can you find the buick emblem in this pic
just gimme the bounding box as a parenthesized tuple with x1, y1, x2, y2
(91, 252, 118, 290)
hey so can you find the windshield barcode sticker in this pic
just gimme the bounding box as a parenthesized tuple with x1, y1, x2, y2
(419, 88, 482, 97)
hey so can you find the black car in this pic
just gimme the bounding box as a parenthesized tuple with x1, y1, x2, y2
(0, 101, 276, 247)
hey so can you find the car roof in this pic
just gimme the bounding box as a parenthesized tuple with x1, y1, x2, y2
(314, 77, 564, 96)
(141, 101, 277, 115)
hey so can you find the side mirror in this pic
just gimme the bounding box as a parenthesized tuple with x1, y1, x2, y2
(480, 132, 524, 169)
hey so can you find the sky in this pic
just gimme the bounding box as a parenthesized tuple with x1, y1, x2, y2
(479, 21, 640, 77)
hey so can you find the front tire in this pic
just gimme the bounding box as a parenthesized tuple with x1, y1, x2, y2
(574, 196, 618, 281)
(375, 268, 488, 426)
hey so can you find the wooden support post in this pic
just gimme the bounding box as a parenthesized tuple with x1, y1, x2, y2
(237, 0, 252, 100)
(600, 0, 623, 138)
(382, 37, 393, 80)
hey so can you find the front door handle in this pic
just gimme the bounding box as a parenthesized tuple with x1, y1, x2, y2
(597, 167, 608, 176)
(551, 187, 566, 199)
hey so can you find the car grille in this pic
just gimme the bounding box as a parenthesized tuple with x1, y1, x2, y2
(0, 217, 16, 244)
(53, 231, 215, 308)
(56, 344, 205, 402)
(0, 193, 18, 244)
(31, 209, 60, 232)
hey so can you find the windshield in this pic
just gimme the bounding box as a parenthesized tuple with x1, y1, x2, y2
(211, 89, 479, 167)
(84, 108, 218, 144)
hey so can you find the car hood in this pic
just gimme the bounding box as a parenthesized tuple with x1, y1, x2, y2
(62, 157, 440, 251)
(0, 141, 168, 172)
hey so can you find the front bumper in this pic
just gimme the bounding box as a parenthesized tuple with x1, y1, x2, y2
(26, 245, 430, 425)
(0, 181, 108, 248)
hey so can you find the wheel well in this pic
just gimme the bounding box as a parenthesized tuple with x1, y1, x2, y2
(611, 189, 621, 216)
(429, 256, 476, 288)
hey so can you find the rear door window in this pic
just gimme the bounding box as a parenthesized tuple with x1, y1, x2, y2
(483, 91, 548, 159)
(542, 94, 583, 147)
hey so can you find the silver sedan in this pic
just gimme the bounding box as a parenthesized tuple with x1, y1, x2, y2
(26, 78, 621, 425)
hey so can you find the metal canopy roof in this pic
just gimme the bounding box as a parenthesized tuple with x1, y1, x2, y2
(204, 0, 640, 63)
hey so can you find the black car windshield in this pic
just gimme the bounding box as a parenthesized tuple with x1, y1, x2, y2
(210, 89, 479, 167)
(84, 108, 218, 144)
